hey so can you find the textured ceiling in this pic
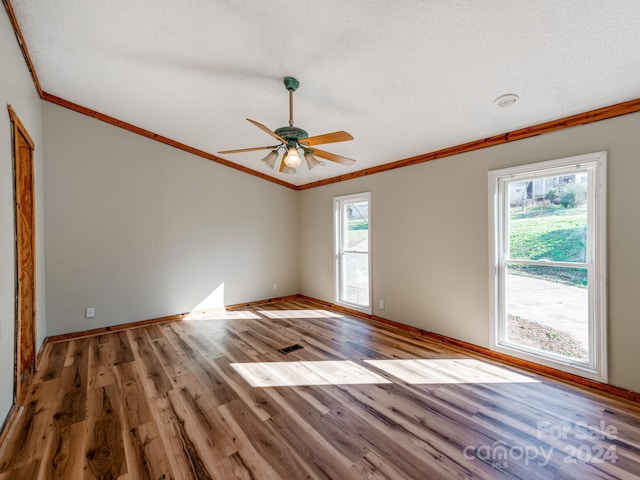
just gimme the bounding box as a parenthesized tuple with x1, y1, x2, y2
(10, 1, 640, 186)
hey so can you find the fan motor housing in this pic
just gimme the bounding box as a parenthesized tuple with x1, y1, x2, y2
(275, 126, 308, 143)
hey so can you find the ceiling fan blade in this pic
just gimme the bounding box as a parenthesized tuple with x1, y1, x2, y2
(246, 118, 288, 144)
(279, 155, 287, 172)
(311, 148, 356, 166)
(299, 131, 353, 146)
(218, 145, 279, 154)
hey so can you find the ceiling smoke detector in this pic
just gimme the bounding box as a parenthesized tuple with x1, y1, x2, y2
(495, 93, 519, 108)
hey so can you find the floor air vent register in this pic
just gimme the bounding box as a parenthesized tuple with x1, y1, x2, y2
(278, 344, 304, 354)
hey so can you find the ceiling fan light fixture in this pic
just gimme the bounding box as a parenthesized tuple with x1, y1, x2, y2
(219, 77, 355, 175)
(304, 151, 320, 170)
(260, 150, 278, 169)
(284, 147, 302, 168)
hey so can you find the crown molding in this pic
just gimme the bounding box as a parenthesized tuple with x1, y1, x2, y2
(297, 97, 640, 190)
(3, 0, 42, 96)
(41, 92, 299, 190)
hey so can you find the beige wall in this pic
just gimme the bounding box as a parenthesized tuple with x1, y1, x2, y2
(300, 112, 640, 393)
(42, 102, 299, 335)
(0, 11, 46, 422)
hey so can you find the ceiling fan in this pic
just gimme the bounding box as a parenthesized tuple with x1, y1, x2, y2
(218, 77, 356, 174)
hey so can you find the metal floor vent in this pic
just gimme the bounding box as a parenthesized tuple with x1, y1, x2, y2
(278, 344, 304, 355)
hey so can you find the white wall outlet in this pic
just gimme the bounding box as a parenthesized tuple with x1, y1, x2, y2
(379, 300, 385, 310)
(85, 307, 95, 319)
(272, 283, 278, 291)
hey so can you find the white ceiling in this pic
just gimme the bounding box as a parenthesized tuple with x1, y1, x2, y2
(11, 1, 640, 186)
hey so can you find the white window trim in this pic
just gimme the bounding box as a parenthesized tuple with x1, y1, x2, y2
(334, 192, 372, 314)
(488, 151, 607, 382)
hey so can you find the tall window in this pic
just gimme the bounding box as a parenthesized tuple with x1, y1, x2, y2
(334, 192, 371, 313)
(489, 152, 607, 381)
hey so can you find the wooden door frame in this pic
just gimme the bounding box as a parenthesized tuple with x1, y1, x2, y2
(8, 105, 36, 404)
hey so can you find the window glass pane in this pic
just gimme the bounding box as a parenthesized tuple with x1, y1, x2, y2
(342, 201, 369, 252)
(505, 264, 589, 362)
(508, 174, 587, 262)
(490, 153, 605, 381)
(335, 193, 371, 312)
(341, 252, 369, 307)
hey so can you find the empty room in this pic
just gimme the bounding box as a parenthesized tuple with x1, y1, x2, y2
(1, 1, 640, 479)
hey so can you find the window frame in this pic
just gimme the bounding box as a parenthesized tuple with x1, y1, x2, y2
(488, 151, 607, 382)
(334, 192, 372, 314)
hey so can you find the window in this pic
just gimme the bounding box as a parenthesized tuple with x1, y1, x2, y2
(489, 152, 607, 381)
(334, 192, 371, 313)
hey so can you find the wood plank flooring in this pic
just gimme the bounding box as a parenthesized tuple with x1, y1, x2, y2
(1, 298, 639, 479)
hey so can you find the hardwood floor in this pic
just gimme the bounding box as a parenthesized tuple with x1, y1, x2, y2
(1, 298, 639, 479)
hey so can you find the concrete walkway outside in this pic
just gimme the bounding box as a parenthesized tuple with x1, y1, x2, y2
(507, 274, 588, 347)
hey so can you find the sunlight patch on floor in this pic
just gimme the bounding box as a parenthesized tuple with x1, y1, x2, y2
(230, 360, 391, 387)
(257, 309, 346, 319)
(185, 283, 235, 320)
(185, 309, 262, 321)
(364, 358, 540, 384)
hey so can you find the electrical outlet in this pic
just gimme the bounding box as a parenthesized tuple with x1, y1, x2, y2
(273, 283, 278, 291)
(85, 307, 95, 319)
(379, 300, 385, 310)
